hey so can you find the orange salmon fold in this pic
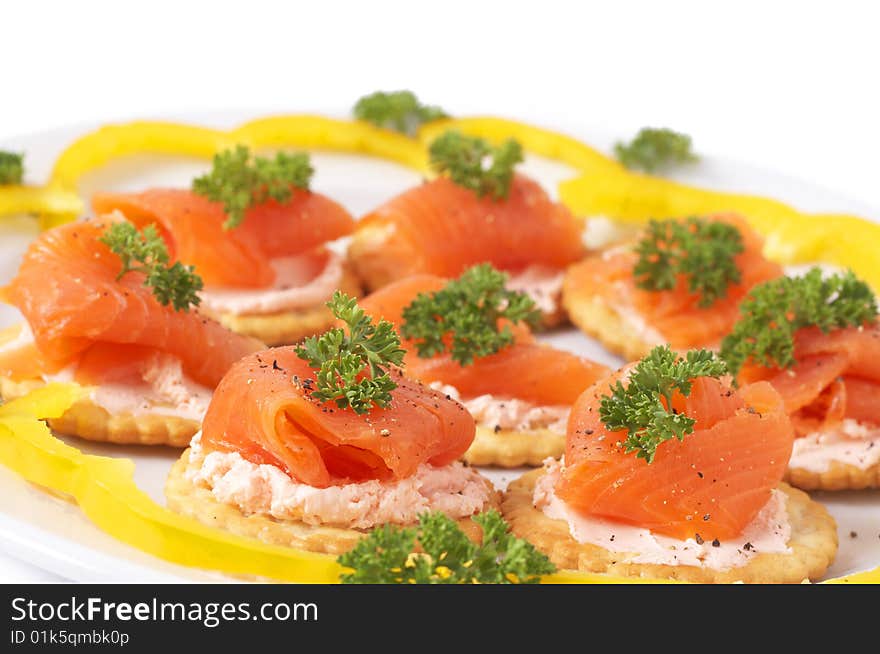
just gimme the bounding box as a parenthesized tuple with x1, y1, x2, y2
(93, 188, 355, 288)
(557, 371, 794, 541)
(0, 218, 262, 387)
(200, 347, 476, 488)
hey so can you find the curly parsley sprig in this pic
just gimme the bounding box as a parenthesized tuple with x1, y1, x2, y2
(600, 346, 727, 463)
(338, 510, 555, 584)
(428, 130, 523, 200)
(353, 90, 448, 136)
(0, 151, 24, 185)
(401, 264, 541, 366)
(720, 268, 878, 376)
(634, 217, 744, 308)
(192, 145, 313, 229)
(614, 127, 698, 173)
(296, 291, 405, 414)
(99, 222, 203, 312)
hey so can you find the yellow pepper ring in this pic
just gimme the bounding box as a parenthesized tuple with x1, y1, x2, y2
(418, 116, 623, 175)
(235, 115, 429, 172)
(0, 385, 878, 584)
(0, 186, 83, 222)
(559, 170, 880, 291)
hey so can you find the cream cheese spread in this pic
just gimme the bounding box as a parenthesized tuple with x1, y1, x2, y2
(187, 434, 492, 530)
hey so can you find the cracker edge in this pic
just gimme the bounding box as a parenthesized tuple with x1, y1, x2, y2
(502, 469, 838, 584)
(463, 426, 565, 468)
(786, 458, 880, 491)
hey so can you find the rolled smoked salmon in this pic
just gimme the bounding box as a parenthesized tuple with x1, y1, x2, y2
(93, 188, 355, 288)
(349, 175, 584, 291)
(200, 346, 475, 488)
(557, 372, 794, 541)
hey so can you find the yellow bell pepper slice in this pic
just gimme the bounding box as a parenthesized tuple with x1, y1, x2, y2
(824, 568, 880, 584)
(49, 117, 428, 190)
(49, 122, 235, 191)
(419, 116, 622, 175)
(0, 383, 875, 583)
(236, 115, 429, 171)
(0, 185, 84, 228)
(559, 170, 880, 291)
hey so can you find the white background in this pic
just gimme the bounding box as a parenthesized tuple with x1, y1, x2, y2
(1, 0, 879, 581)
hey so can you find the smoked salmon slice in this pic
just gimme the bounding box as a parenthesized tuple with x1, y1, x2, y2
(557, 372, 794, 541)
(358, 274, 609, 405)
(93, 188, 355, 288)
(739, 324, 880, 432)
(564, 214, 783, 349)
(200, 346, 475, 488)
(350, 175, 584, 289)
(0, 218, 262, 387)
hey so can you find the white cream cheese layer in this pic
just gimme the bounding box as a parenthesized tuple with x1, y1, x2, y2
(46, 355, 211, 422)
(430, 382, 569, 433)
(533, 459, 791, 571)
(198, 250, 343, 316)
(790, 420, 880, 473)
(505, 265, 565, 316)
(2, 324, 211, 422)
(187, 434, 491, 530)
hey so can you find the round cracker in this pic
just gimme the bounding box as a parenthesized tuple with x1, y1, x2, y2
(0, 376, 197, 446)
(166, 449, 502, 555)
(502, 469, 838, 584)
(786, 459, 880, 491)
(561, 279, 657, 362)
(463, 426, 565, 468)
(203, 263, 362, 346)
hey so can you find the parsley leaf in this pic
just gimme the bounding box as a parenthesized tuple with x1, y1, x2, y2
(192, 145, 313, 229)
(428, 130, 523, 200)
(0, 151, 24, 185)
(634, 217, 744, 308)
(296, 291, 406, 414)
(99, 222, 203, 312)
(614, 127, 698, 173)
(401, 263, 541, 366)
(338, 510, 556, 584)
(720, 268, 878, 376)
(353, 90, 448, 136)
(599, 346, 727, 463)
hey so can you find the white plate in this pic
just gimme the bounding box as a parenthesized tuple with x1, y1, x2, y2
(0, 112, 877, 582)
